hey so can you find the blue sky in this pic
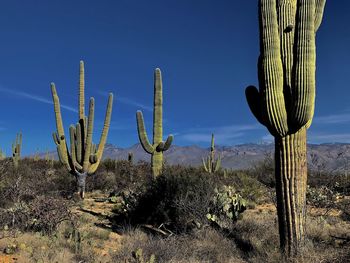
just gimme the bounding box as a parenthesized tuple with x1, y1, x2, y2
(0, 0, 348, 155)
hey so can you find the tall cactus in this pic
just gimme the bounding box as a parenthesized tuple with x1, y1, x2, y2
(51, 61, 113, 198)
(136, 68, 173, 178)
(245, 0, 326, 256)
(12, 132, 22, 168)
(202, 134, 221, 173)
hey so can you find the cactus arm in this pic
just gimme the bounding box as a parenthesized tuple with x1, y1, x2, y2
(52, 132, 60, 145)
(291, 0, 316, 128)
(79, 60, 85, 120)
(153, 68, 163, 145)
(214, 155, 221, 173)
(18, 133, 22, 156)
(245, 86, 265, 125)
(136, 111, 154, 154)
(83, 116, 88, 144)
(259, 0, 288, 137)
(83, 98, 94, 171)
(69, 125, 82, 171)
(76, 122, 82, 163)
(51, 83, 70, 166)
(88, 93, 113, 174)
(94, 93, 113, 160)
(202, 157, 209, 172)
(315, 0, 326, 31)
(161, 135, 173, 151)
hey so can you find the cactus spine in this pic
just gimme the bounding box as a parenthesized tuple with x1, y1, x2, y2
(51, 61, 113, 198)
(202, 134, 221, 173)
(12, 132, 22, 168)
(136, 68, 173, 178)
(245, 0, 326, 256)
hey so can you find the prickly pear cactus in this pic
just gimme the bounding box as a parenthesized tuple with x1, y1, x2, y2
(207, 185, 246, 229)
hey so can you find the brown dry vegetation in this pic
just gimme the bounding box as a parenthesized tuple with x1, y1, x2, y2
(0, 158, 349, 263)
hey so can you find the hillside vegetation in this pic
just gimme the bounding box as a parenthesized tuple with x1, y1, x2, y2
(0, 158, 348, 262)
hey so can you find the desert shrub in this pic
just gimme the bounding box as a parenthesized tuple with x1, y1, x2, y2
(306, 185, 337, 208)
(27, 196, 73, 235)
(248, 154, 275, 188)
(112, 227, 243, 263)
(112, 166, 218, 233)
(112, 165, 253, 234)
(0, 195, 72, 234)
(227, 170, 267, 204)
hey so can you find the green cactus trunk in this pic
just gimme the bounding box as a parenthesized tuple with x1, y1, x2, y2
(245, 0, 326, 257)
(51, 61, 113, 198)
(275, 127, 307, 256)
(151, 151, 163, 177)
(136, 68, 173, 178)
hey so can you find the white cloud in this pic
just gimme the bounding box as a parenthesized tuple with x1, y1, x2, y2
(314, 112, 350, 124)
(178, 124, 261, 144)
(0, 87, 77, 113)
(97, 91, 152, 112)
(309, 133, 350, 143)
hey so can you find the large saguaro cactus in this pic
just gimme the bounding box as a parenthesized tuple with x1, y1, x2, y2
(51, 61, 113, 198)
(245, 0, 326, 256)
(136, 68, 173, 178)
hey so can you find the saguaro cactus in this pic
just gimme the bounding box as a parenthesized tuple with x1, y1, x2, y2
(136, 68, 173, 178)
(245, 0, 326, 256)
(128, 152, 134, 165)
(0, 149, 6, 160)
(51, 61, 113, 198)
(202, 134, 221, 173)
(12, 132, 22, 168)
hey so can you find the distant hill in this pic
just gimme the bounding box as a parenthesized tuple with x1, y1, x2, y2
(34, 142, 350, 172)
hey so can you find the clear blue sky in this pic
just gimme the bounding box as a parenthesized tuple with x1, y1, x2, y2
(0, 0, 348, 155)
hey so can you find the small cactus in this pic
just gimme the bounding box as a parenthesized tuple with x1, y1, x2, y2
(206, 185, 246, 229)
(128, 152, 134, 165)
(202, 134, 221, 173)
(0, 148, 6, 160)
(12, 132, 22, 168)
(133, 248, 156, 263)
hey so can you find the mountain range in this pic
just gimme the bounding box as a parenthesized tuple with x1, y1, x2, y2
(102, 142, 350, 172)
(35, 142, 350, 172)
